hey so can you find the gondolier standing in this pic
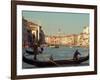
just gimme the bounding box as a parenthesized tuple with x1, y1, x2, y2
(33, 26, 45, 60)
(38, 26, 45, 53)
(33, 43, 39, 60)
(73, 49, 81, 60)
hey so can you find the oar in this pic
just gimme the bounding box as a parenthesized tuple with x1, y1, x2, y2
(49, 60, 60, 66)
(41, 54, 60, 66)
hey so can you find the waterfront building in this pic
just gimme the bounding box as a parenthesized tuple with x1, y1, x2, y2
(45, 34, 77, 46)
(45, 26, 89, 47)
(22, 18, 40, 48)
(26, 20, 40, 41)
(77, 26, 89, 47)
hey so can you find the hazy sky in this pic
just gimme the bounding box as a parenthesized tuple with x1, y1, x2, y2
(22, 11, 89, 35)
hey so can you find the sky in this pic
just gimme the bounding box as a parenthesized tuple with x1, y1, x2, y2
(22, 11, 89, 35)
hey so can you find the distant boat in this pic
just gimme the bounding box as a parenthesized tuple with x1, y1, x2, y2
(49, 45, 55, 48)
(55, 45, 59, 48)
(49, 45, 59, 48)
(70, 46, 72, 48)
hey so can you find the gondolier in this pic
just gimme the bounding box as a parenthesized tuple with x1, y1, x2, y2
(38, 26, 45, 53)
(38, 26, 45, 44)
(73, 49, 81, 60)
(33, 43, 39, 60)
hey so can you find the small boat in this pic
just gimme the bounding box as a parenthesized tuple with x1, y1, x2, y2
(55, 45, 59, 48)
(70, 46, 72, 48)
(49, 45, 59, 48)
(23, 52, 89, 67)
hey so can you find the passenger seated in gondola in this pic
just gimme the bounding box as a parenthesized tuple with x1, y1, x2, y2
(73, 49, 81, 60)
(50, 55, 53, 61)
(38, 45, 44, 54)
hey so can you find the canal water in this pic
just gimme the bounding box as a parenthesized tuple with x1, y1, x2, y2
(22, 46, 89, 69)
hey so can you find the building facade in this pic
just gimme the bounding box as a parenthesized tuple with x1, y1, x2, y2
(77, 26, 89, 47)
(45, 26, 89, 47)
(22, 18, 40, 48)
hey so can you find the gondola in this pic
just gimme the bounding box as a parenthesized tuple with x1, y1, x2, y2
(25, 50, 34, 55)
(23, 52, 89, 67)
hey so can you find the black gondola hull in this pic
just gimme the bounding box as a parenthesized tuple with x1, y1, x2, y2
(23, 54, 89, 67)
